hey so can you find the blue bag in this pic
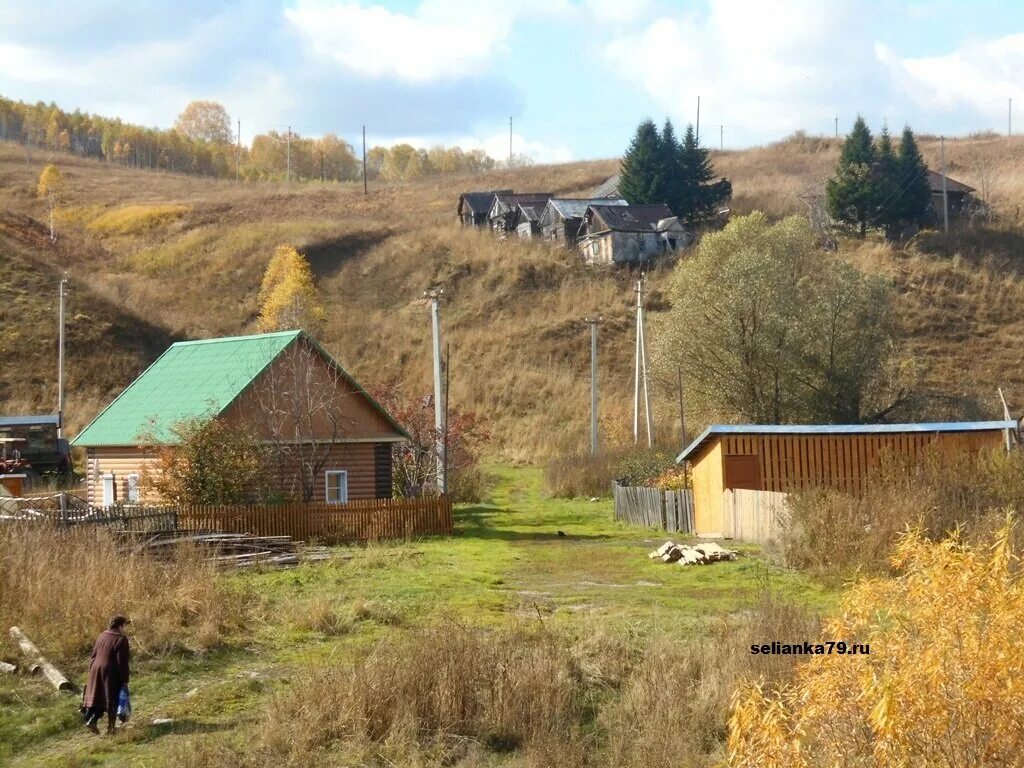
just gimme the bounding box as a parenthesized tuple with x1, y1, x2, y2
(116, 685, 131, 723)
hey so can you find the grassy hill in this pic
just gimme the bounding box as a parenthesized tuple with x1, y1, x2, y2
(4, 133, 1024, 456)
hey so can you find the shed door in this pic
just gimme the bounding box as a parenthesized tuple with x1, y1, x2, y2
(724, 455, 761, 491)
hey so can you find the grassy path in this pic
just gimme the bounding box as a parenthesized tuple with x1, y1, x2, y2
(2, 467, 833, 766)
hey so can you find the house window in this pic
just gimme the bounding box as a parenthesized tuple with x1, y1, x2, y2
(126, 473, 140, 504)
(102, 473, 116, 507)
(325, 470, 349, 504)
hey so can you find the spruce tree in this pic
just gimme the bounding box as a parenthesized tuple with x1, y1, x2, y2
(619, 119, 665, 205)
(894, 126, 932, 229)
(872, 127, 901, 239)
(677, 124, 731, 223)
(827, 116, 876, 237)
(660, 119, 685, 215)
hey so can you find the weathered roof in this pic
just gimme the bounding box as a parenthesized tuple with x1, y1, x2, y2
(592, 174, 621, 198)
(927, 170, 975, 194)
(0, 415, 60, 428)
(588, 204, 676, 232)
(517, 203, 543, 222)
(492, 192, 553, 209)
(459, 190, 512, 215)
(547, 197, 627, 220)
(676, 420, 1018, 463)
(72, 330, 407, 447)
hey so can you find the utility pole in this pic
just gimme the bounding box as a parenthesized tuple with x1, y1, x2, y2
(57, 274, 67, 439)
(835, 115, 839, 138)
(509, 116, 513, 168)
(424, 289, 447, 494)
(720, 125, 724, 151)
(633, 275, 653, 448)
(362, 125, 367, 195)
(940, 135, 949, 235)
(584, 317, 601, 455)
(286, 125, 291, 183)
(677, 365, 686, 449)
(1010, 98, 1013, 137)
(236, 119, 241, 182)
(999, 387, 1014, 452)
(695, 96, 700, 145)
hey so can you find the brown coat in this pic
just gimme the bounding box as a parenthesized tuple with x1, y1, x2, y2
(83, 629, 130, 713)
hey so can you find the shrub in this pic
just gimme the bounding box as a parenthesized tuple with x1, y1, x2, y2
(545, 451, 623, 498)
(87, 203, 189, 235)
(614, 449, 676, 487)
(729, 519, 1024, 766)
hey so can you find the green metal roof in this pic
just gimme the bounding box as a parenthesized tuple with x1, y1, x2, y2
(73, 330, 300, 446)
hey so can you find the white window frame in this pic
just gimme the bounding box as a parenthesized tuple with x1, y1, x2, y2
(102, 473, 116, 507)
(325, 470, 349, 504)
(126, 473, 140, 504)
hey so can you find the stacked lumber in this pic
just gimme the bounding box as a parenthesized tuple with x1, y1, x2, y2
(130, 531, 333, 569)
(647, 540, 738, 566)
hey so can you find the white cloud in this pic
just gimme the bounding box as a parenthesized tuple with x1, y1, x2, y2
(602, 0, 891, 144)
(583, 0, 650, 25)
(876, 34, 1024, 117)
(285, 0, 546, 82)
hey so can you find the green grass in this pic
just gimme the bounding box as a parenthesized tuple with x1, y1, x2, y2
(0, 466, 835, 766)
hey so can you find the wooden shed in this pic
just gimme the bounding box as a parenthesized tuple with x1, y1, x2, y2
(72, 330, 408, 507)
(676, 421, 1017, 538)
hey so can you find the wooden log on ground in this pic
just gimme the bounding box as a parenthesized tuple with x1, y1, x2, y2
(8, 627, 76, 692)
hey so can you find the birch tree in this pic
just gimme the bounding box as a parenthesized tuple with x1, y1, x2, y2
(36, 164, 64, 242)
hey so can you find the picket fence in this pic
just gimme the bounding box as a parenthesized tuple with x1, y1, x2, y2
(613, 483, 694, 534)
(9, 495, 453, 544)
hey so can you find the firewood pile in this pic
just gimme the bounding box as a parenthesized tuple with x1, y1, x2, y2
(648, 540, 738, 566)
(129, 531, 335, 569)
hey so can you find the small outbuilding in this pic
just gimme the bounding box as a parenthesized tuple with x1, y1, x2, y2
(928, 170, 975, 218)
(457, 190, 513, 226)
(677, 421, 1017, 538)
(577, 204, 691, 265)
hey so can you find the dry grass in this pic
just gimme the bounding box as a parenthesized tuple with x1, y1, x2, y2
(0, 524, 251, 664)
(168, 594, 820, 768)
(6, 136, 1024, 460)
(784, 447, 1024, 579)
(86, 203, 190, 235)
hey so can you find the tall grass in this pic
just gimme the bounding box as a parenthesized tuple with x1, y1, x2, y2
(172, 596, 820, 767)
(0, 524, 251, 664)
(784, 448, 1024, 579)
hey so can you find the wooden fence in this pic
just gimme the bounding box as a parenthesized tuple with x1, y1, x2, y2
(613, 483, 694, 533)
(722, 489, 788, 544)
(7, 496, 453, 544)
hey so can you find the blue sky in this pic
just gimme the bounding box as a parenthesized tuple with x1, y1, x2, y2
(2, 0, 1023, 162)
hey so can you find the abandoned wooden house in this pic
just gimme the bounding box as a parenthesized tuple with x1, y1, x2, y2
(677, 421, 1017, 539)
(513, 202, 544, 238)
(457, 190, 513, 226)
(591, 174, 622, 199)
(487, 192, 553, 232)
(538, 197, 628, 245)
(928, 170, 976, 218)
(72, 330, 408, 507)
(577, 204, 690, 265)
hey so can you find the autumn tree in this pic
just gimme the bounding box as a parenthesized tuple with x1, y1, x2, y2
(655, 212, 897, 424)
(728, 519, 1024, 766)
(257, 245, 326, 333)
(174, 100, 233, 144)
(144, 417, 271, 504)
(36, 164, 64, 242)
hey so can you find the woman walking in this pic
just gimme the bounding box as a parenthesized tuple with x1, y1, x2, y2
(82, 616, 130, 734)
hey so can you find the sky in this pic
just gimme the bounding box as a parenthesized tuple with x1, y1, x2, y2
(2, 0, 1024, 163)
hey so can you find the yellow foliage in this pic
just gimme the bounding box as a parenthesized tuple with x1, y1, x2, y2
(257, 244, 326, 333)
(87, 203, 189, 235)
(727, 516, 1024, 766)
(36, 163, 64, 200)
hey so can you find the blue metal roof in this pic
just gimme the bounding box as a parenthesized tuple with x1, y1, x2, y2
(676, 420, 1019, 463)
(0, 415, 60, 427)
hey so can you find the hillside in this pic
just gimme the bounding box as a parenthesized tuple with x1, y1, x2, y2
(4, 133, 1024, 457)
